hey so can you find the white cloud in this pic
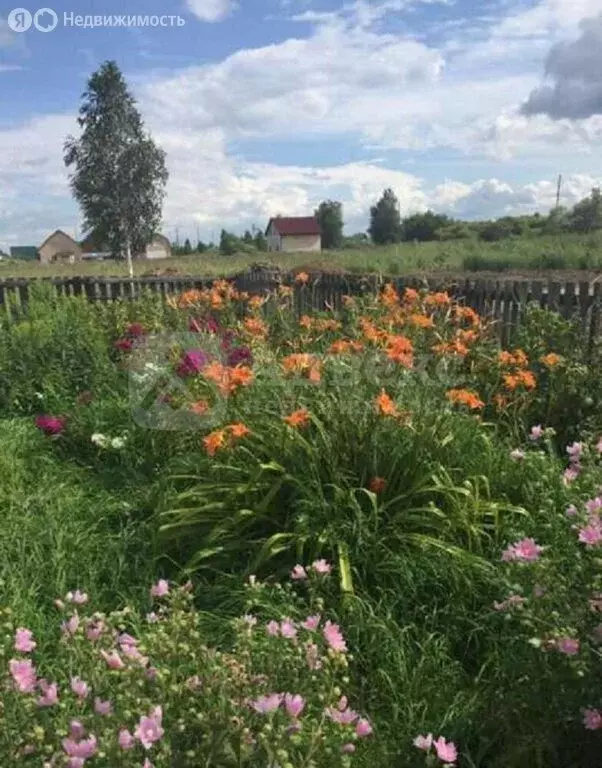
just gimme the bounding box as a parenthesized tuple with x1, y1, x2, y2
(185, 0, 236, 22)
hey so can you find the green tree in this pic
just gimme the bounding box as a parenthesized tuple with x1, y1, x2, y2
(254, 231, 268, 252)
(219, 229, 239, 256)
(402, 211, 451, 242)
(242, 230, 254, 245)
(570, 188, 602, 233)
(368, 189, 403, 245)
(196, 240, 207, 253)
(64, 61, 168, 276)
(183, 238, 192, 254)
(543, 206, 570, 235)
(315, 200, 343, 249)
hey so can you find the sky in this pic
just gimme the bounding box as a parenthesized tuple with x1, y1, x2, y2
(1, 0, 602, 249)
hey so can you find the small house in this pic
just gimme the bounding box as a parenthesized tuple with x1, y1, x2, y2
(10, 246, 39, 261)
(265, 216, 321, 253)
(142, 234, 172, 260)
(38, 230, 82, 265)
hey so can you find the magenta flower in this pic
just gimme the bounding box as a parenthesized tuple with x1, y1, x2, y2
(529, 425, 544, 441)
(69, 721, 86, 740)
(302, 614, 321, 631)
(290, 564, 307, 580)
(150, 579, 169, 599)
(114, 338, 133, 352)
(356, 718, 373, 738)
(284, 693, 305, 719)
(86, 620, 104, 642)
(126, 322, 147, 338)
(266, 620, 280, 637)
(9, 659, 37, 693)
(280, 619, 297, 640)
(177, 349, 211, 378)
(35, 414, 66, 436)
(584, 709, 602, 730)
(118, 729, 136, 750)
(66, 590, 88, 605)
(70, 677, 89, 699)
(94, 698, 112, 716)
(62, 735, 97, 761)
(413, 733, 433, 751)
(557, 636, 580, 656)
(579, 524, 602, 547)
(135, 706, 164, 750)
(14, 628, 36, 653)
(100, 650, 125, 670)
(327, 706, 358, 724)
(311, 559, 332, 575)
(37, 680, 59, 707)
(501, 538, 543, 563)
(323, 620, 347, 653)
(434, 736, 458, 763)
(251, 693, 282, 714)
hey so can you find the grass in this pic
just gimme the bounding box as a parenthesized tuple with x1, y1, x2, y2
(2, 231, 602, 278)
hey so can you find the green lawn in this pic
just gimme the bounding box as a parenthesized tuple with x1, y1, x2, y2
(2, 231, 602, 278)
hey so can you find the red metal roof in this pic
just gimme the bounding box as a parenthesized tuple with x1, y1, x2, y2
(266, 216, 321, 236)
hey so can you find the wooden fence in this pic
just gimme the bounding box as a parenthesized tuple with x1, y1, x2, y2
(0, 270, 600, 349)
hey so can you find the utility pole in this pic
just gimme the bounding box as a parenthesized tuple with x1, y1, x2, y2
(175, 226, 180, 247)
(556, 174, 562, 208)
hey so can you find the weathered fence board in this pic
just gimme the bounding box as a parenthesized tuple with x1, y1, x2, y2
(1, 271, 601, 347)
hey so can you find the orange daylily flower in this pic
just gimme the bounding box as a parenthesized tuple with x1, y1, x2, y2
(493, 394, 508, 410)
(380, 283, 400, 308)
(409, 313, 435, 329)
(540, 352, 562, 368)
(282, 353, 322, 382)
(203, 429, 227, 456)
(342, 295, 356, 308)
(403, 287, 419, 304)
(295, 272, 310, 284)
(228, 422, 251, 439)
(278, 285, 293, 298)
(454, 306, 481, 327)
(248, 295, 265, 311)
(425, 291, 451, 307)
(189, 399, 210, 415)
(375, 389, 398, 417)
(432, 340, 469, 357)
(178, 289, 204, 308)
(299, 315, 313, 329)
(446, 388, 485, 410)
(503, 370, 536, 391)
(498, 349, 529, 368)
(283, 409, 311, 428)
(204, 362, 254, 395)
(385, 335, 414, 367)
(244, 317, 268, 337)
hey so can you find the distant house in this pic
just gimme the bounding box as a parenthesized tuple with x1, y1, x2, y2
(38, 230, 82, 265)
(80, 232, 172, 261)
(141, 233, 172, 260)
(265, 216, 321, 253)
(10, 246, 39, 261)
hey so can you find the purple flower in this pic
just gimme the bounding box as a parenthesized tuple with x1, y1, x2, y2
(35, 415, 66, 436)
(227, 346, 253, 367)
(177, 349, 211, 377)
(251, 693, 282, 714)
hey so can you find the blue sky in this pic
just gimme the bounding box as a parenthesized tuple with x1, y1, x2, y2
(1, 0, 602, 249)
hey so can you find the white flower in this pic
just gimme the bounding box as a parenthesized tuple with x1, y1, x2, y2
(111, 437, 127, 450)
(91, 433, 109, 448)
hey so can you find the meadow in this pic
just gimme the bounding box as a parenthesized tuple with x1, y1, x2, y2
(2, 230, 602, 279)
(1, 277, 602, 766)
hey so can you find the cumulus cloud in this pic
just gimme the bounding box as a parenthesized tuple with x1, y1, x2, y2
(522, 13, 602, 119)
(186, 0, 235, 23)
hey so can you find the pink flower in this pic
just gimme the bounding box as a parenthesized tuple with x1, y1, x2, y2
(70, 721, 86, 740)
(341, 743, 356, 753)
(290, 564, 307, 580)
(146, 666, 158, 681)
(583, 709, 602, 730)
(86, 620, 104, 642)
(252, 693, 282, 714)
(135, 706, 164, 749)
(14, 628, 36, 653)
(280, 619, 297, 640)
(413, 733, 433, 751)
(586, 497, 602, 515)
(35, 414, 66, 436)
(311, 559, 332, 575)
(501, 538, 543, 563)
(143, 760, 154, 768)
(284, 693, 305, 718)
(302, 614, 321, 631)
(266, 620, 280, 636)
(356, 718, 373, 738)
(62, 614, 80, 636)
(146, 612, 159, 624)
(529, 425, 544, 441)
(510, 449, 525, 461)
(434, 736, 458, 763)
(327, 706, 358, 724)
(66, 590, 88, 605)
(323, 620, 347, 653)
(37, 680, 59, 707)
(118, 729, 136, 750)
(70, 677, 89, 699)
(94, 697, 112, 716)
(567, 442, 583, 462)
(100, 650, 125, 670)
(578, 524, 602, 547)
(564, 466, 581, 484)
(557, 636, 580, 656)
(62, 735, 97, 760)
(9, 659, 37, 693)
(337, 696, 348, 711)
(565, 504, 578, 517)
(150, 579, 169, 598)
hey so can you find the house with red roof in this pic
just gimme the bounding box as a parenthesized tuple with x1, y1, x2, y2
(265, 216, 321, 253)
